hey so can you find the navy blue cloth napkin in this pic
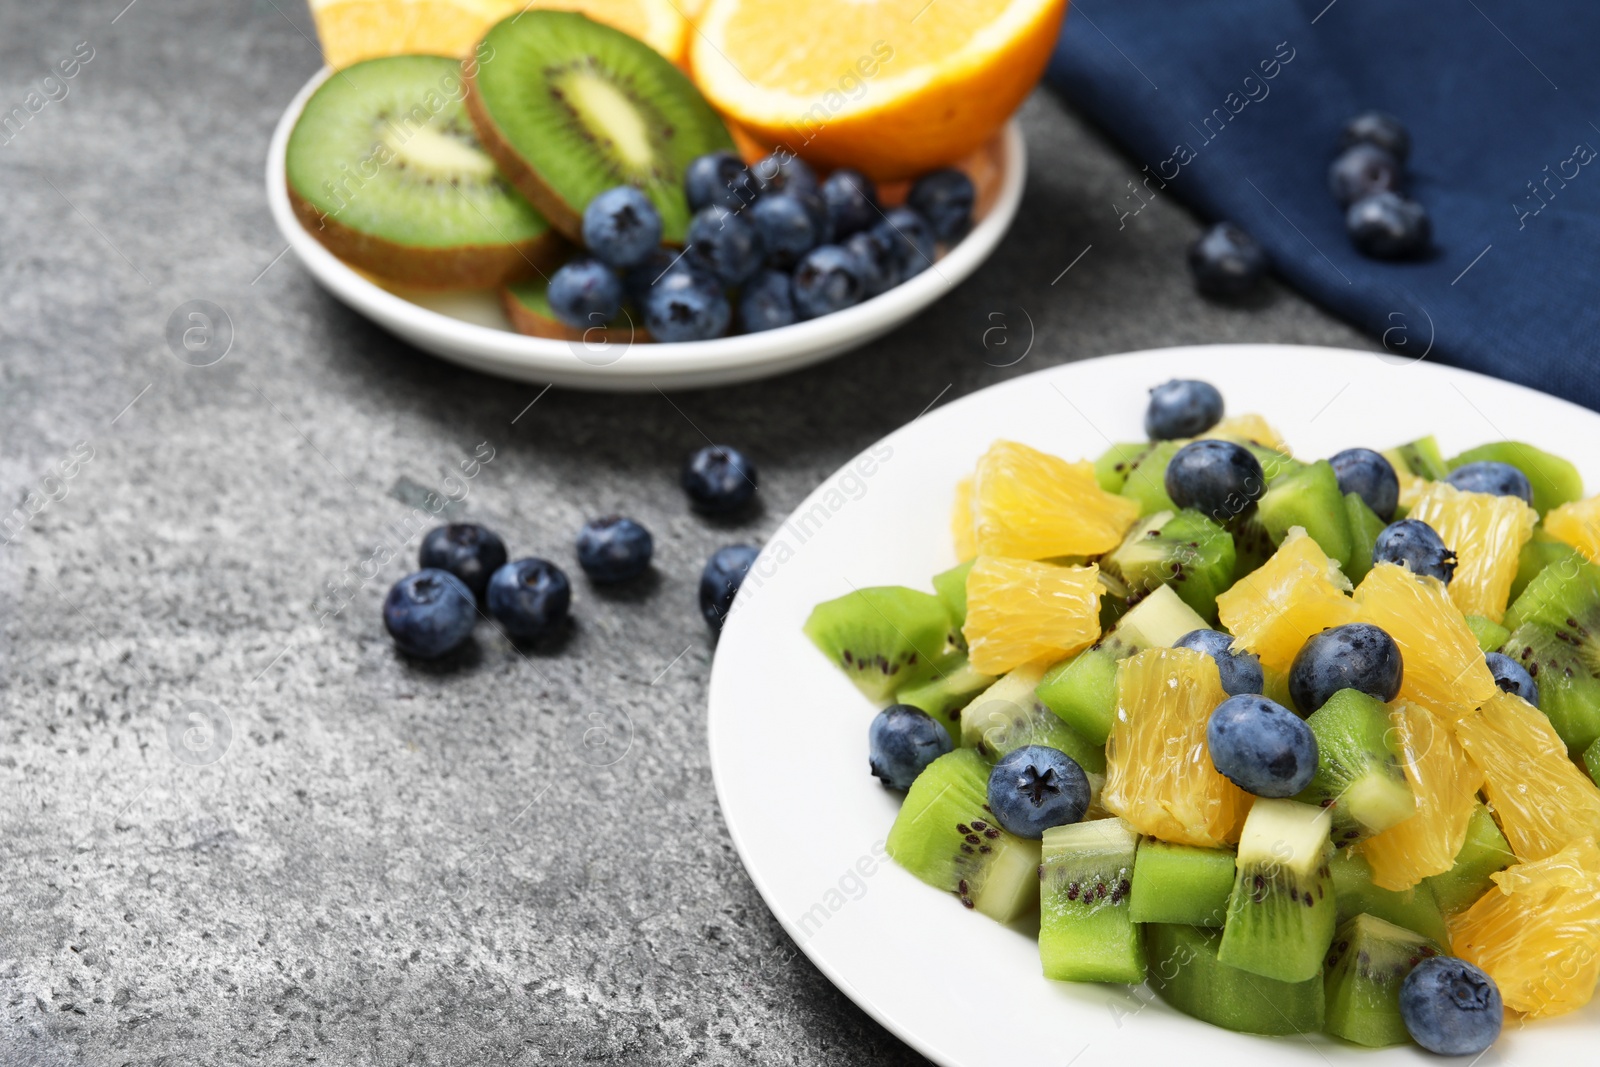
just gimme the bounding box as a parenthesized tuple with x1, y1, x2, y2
(1046, 0, 1600, 409)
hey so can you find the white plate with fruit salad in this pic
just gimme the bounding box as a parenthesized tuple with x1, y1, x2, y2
(708, 343, 1600, 1066)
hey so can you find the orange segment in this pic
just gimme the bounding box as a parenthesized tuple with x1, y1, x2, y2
(971, 441, 1140, 561)
(1209, 414, 1290, 453)
(1407, 482, 1536, 623)
(951, 477, 976, 562)
(1215, 527, 1356, 674)
(962, 557, 1102, 674)
(1352, 563, 1496, 721)
(1359, 701, 1483, 890)
(1544, 494, 1600, 563)
(689, 0, 1065, 178)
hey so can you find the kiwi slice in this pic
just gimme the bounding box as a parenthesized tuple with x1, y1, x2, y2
(1383, 435, 1449, 481)
(1328, 849, 1449, 945)
(1115, 439, 1184, 515)
(1294, 688, 1416, 844)
(1145, 923, 1325, 1035)
(930, 560, 973, 641)
(885, 748, 1039, 921)
(1217, 799, 1336, 983)
(959, 664, 1106, 780)
(1038, 818, 1144, 983)
(1093, 441, 1156, 493)
(1324, 914, 1443, 1048)
(1227, 512, 1278, 582)
(1127, 839, 1235, 927)
(803, 586, 950, 703)
(466, 12, 734, 244)
(1423, 802, 1515, 914)
(1448, 441, 1583, 516)
(1343, 492, 1386, 585)
(1587, 736, 1600, 788)
(1511, 528, 1582, 603)
(894, 653, 995, 741)
(1257, 459, 1355, 574)
(1465, 614, 1511, 654)
(286, 55, 559, 288)
(1103, 508, 1235, 622)
(501, 271, 648, 342)
(1502, 556, 1600, 754)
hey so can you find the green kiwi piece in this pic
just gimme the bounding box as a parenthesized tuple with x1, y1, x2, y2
(1383, 435, 1449, 481)
(1128, 840, 1235, 927)
(1094, 442, 1155, 493)
(1227, 511, 1279, 582)
(466, 11, 734, 244)
(1103, 509, 1236, 622)
(1257, 460, 1355, 574)
(1323, 913, 1443, 1048)
(1343, 492, 1386, 585)
(1511, 529, 1583, 603)
(286, 55, 560, 288)
(501, 271, 647, 342)
(1217, 799, 1336, 983)
(931, 561, 973, 640)
(1587, 736, 1600, 788)
(1328, 850, 1449, 945)
(1294, 689, 1415, 844)
(1116, 439, 1185, 515)
(1499, 621, 1600, 755)
(1035, 586, 1207, 745)
(895, 653, 995, 741)
(1423, 802, 1515, 914)
(959, 666, 1106, 779)
(885, 748, 1040, 921)
(1038, 818, 1144, 983)
(1465, 614, 1511, 654)
(803, 586, 950, 702)
(1145, 923, 1325, 1035)
(1448, 441, 1583, 516)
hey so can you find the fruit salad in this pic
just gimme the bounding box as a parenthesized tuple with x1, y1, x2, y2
(805, 378, 1600, 1054)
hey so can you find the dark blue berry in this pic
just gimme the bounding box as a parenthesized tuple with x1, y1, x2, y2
(575, 516, 653, 584)
(1346, 192, 1430, 259)
(986, 746, 1091, 838)
(1399, 956, 1502, 1056)
(868, 704, 952, 789)
(1446, 461, 1534, 505)
(1330, 447, 1400, 521)
(682, 445, 757, 513)
(418, 523, 508, 599)
(750, 151, 818, 197)
(686, 205, 764, 286)
(907, 168, 975, 242)
(642, 269, 730, 342)
(1374, 518, 1457, 583)
(1341, 111, 1411, 164)
(1145, 379, 1224, 440)
(485, 558, 571, 640)
(547, 257, 623, 329)
(1328, 143, 1404, 207)
(700, 543, 759, 632)
(582, 186, 663, 269)
(1289, 622, 1404, 713)
(1164, 439, 1266, 523)
(383, 569, 476, 659)
(623, 247, 715, 305)
(870, 207, 936, 278)
(736, 270, 797, 333)
(684, 151, 759, 212)
(1187, 222, 1268, 298)
(820, 168, 879, 239)
(844, 229, 900, 296)
(1206, 694, 1318, 797)
(791, 244, 866, 319)
(748, 193, 821, 269)
(1174, 628, 1264, 696)
(1485, 651, 1539, 706)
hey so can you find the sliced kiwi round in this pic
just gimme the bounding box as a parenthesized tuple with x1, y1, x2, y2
(465, 12, 734, 245)
(286, 55, 561, 289)
(501, 271, 649, 344)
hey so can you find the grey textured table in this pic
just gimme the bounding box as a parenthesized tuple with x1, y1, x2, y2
(0, 3, 1377, 1063)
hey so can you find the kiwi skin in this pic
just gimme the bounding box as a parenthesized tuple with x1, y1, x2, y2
(465, 82, 587, 244)
(499, 286, 652, 343)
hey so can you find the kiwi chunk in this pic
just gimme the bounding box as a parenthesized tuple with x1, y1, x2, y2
(1294, 689, 1415, 844)
(960, 662, 1105, 773)
(1511, 529, 1582, 603)
(1324, 913, 1443, 1048)
(1448, 441, 1583, 516)
(1465, 614, 1511, 654)
(803, 586, 949, 702)
(1383, 435, 1449, 481)
(1116, 439, 1184, 515)
(1328, 850, 1449, 945)
(1145, 923, 1325, 1035)
(885, 748, 1040, 921)
(1103, 509, 1235, 622)
(1423, 802, 1515, 914)
(1217, 799, 1336, 983)
(1587, 737, 1600, 788)
(466, 12, 733, 244)
(1499, 621, 1600, 754)
(1093, 442, 1155, 493)
(1038, 819, 1144, 983)
(1343, 492, 1386, 585)
(1257, 460, 1355, 573)
(894, 653, 994, 741)
(1128, 840, 1235, 927)
(286, 55, 559, 288)
(930, 561, 973, 640)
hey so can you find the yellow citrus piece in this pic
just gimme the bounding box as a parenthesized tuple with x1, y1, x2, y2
(971, 441, 1140, 561)
(1395, 472, 1432, 517)
(963, 557, 1102, 674)
(1455, 691, 1600, 861)
(1408, 481, 1536, 623)
(1209, 414, 1290, 453)
(1353, 562, 1496, 720)
(1360, 701, 1483, 890)
(1449, 835, 1600, 1018)
(1101, 647, 1252, 847)
(1215, 527, 1356, 674)
(951, 477, 976, 561)
(689, 0, 1065, 178)
(1544, 494, 1600, 563)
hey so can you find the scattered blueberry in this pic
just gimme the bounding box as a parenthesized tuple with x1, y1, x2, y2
(1446, 461, 1534, 505)
(686, 205, 765, 286)
(736, 269, 798, 333)
(907, 168, 975, 242)
(1329, 447, 1400, 521)
(868, 704, 953, 789)
(1374, 518, 1457, 583)
(1187, 222, 1268, 299)
(1206, 694, 1319, 797)
(1328, 143, 1404, 207)
(985, 745, 1091, 838)
(683, 445, 757, 513)
(1341, 111, 1411, 164)
(1288, 622, 1404, 713)
(748, 193, 822, 269)
(418, 523, 508, 599)
(575, 516, 654, 584)
(870, 207, 937, 279)
(843, 229, 900, 296)
(1174, 628, 1264, 696)
(581, 186, 663, 269)
(700, 543, 760, 632)
(1163, 439, 1266, 522)
(1399, 956, 1503, 1056)
(791, 244, 866, 319)
(547, 257, 623, 329)
(485, 557, 571, 640)
(1145, 379, 1224, 440)
(750, 151, 818, 197)
(820, 168, 879, 239)
(684, 151, 759, 212)
(383, 569, 476, 659)
(642, 268, 730, 342)
(1346, 191, 1430, 259)
(1485, 651, 1539, 706)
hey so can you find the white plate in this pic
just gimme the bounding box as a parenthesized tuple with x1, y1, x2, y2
(264, 68, 1026, 392)
(708, 344, 1600, 1067)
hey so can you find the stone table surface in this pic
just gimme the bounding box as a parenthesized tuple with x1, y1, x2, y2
(0, 2, 1377, 1064)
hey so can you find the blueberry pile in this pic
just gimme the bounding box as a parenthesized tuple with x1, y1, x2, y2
(545, 153, 976, 341)
(1330, 111, 1430, 259)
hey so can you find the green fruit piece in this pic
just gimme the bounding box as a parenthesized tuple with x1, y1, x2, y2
(1094, 442, 1155, 493)
(1324, 913, 1444, 1048)
(931, 560, 973, 640)
(1218, 799, 1336, 983)
(960, 665, 1105, 776)
(1383, 435, 1449, 480)
(466, 11, 734, 244)
(1449, 441, 1583, 517)
(1587, 737, 1600, 788)
(1145, 923, 1325, 1035)
(1117, 440, 1184, 515)
(1465, 614, 1511, 654)
(1228, 512, 1278, 582)
(1511, 529, 1583, 604)
(803, 586, 950, 702)
(1238, 442, 1307, 486)
(1424, 802, 1515, 915)
(1328, 850, 1450, 945)
(1039, 818, 1144, 983)
(1499, 621, 1600, 756)
(1103, 509, 1236, 622)
(895, 654, 994, 742)
(1343, 492, 1386, 585)
(885, 748, 1040, 921)
(1128, 839, 1235, 927)
(1295, 689, 1416, 845)
(1257, 460, 1355, 573)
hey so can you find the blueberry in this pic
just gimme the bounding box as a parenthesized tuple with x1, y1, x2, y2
(870, 207, 937, 279)
(582, 187, 663, 269)
(868, 704, 953, 789)
(1145, 379, 1224, 440)
(686, 205, 765, 286)
(1399, 956, 1502, 1056)
(1164, 439, 1266, 523)
(820, 168, 879, 239)
(1485, 651, 1539, 706)
(683, 444, 757, 513)
(383, 569, 476, 659)
(791, 244, 866, 319)
(418, 523, 508, 600)
(547, 257, 623, 329)
(736, 270, 797, 333)
(750, 151, 818, 197)
(1174, 629, 1264, 696)
(684, 151, 759, 212)
(1329, 447, 1400, 521)
(623, 247, 717, 305)
(642, 269, 731, 342)
(1206, 694, 1319, 797)
(575, 516, 653, 583)
(485, 558, 571, 640)
(1373, 518, 1457, 583)
(1341, 110, 1411, 164)
(1346, 191, 1430, 259)
(748, 193, 821, 269)
(1327, 143, 1404, 207)
(1289, 622, 1404, 713)
(907, 168, 975, 242)
(840, 230, 899, 297)
(1187, 222, 1268, 299)
(1446, 461, 1534, 505)
(986, 745, 1091, 838)
(700, 543, 760, 631)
